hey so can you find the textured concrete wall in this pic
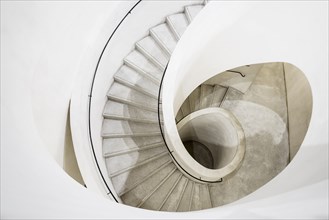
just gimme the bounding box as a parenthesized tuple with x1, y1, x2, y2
(284, 63, 313, 160)
(215, 63, 290, 205)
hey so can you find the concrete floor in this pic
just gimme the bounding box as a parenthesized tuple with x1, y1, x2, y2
(210, 63, 290, 206)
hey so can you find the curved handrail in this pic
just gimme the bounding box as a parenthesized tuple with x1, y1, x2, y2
(157, 62, 223, 183)
(88, 0, 142, 202)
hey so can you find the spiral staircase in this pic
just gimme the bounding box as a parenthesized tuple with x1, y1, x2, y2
(101, 2, 291, 211)
(2, 0, 327, 218)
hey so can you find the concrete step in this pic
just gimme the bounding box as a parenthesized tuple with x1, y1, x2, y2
(105, 145, 167, 176)
(199, 84, 215, 109)
(210, 85, 228, 107)
(175, 109, 184, 123)
(107, 82, 158, 112)
(111, 156, 172, 196)
(185, 4, 204, 23)
(190, 184, 212, 211)
(103, 136, 164, 158)
(121, 162, 176, 207)
(150, 23, 177, 56)
(102, 119, 161, 138)
(109, 151, 169, 179)
(124, 50, 163, 84)
(160, 176, 188, 211)
(189, 86, 201, 112)
(166, 13, 189, 40)
(140, 170, 182, 210)
(103, 100, 159, 123)
(114, 65, 159, 99)
(180, 97, 191, 118)
(176, 180, 194, 212)
(136, 35, 169, 71)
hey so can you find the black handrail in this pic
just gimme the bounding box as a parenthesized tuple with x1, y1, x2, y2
(227, 70, 246, 77)
(157, 62, 223, 183)
(88, 0, 142, 203)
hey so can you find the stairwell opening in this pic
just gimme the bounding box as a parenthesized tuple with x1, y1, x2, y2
(183, 140, 214, 169)
(177, 108, 241, 170)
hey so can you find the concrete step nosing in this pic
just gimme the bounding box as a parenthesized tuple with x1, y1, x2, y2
(107, 95, 158, 113)
(102, 113, 160, 124)
(102, 131, 162, 138)
(123, 59, 161, 85)
(137, 167, 177, 208)
(117, 159, 172, 196)
(109, 151, 169, 177)
(158, 173, 183, 211)
(103, 142, 165, 158)
(113, 76, 158, 99)
(135, 43, 166, 71)
(184, 7, 193, 23)
(166, 17, 180, 41)
(149, 29, 172, 56)
(175, 178, 189, 211)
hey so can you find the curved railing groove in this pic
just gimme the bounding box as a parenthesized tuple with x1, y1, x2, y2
(88, 0, 142, 202)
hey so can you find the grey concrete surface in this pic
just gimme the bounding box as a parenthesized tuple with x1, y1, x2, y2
(189, 86, 201, 112)
(136, 36, 169, 70)
(212, 62, 290, 206)
(284, 63, 312, 160)
(124, 50, 162, 83)
(166, 13, 189, 40)
(150, 23, 177, 55)
(103, 136, 164, 157)
(114, 65, 159, 98)
(103, 100, 159, 123)
(107, 82, 158, 112)
(185, 5, 204, 23)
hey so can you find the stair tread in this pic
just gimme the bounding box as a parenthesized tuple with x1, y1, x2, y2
(189, 183, 212, 211)
(114, 65, 159, 98)
(189, 86, 201, 113)
(121, 162, 176, 207)
(103, 100, 159, 123)
(141, 169, 181, 210)
(211, 85, 227, 107)
(124, 50, 163, 83)
(180, 98, 191, 118)
(177, 180, 194, 212)
(103, 136, 164, 156)
(200, 84, 215, 109)
(111, 155, 172, 196)
(102, 119, 161, 137)
(185, 4, 204, 23)
(107, 82, 158, 111)
(136, 35, 169, 70)
(175, 109, 184, 123)
(150, 23, 177, 55)
(160, 176, 188, 211)
(105, 146, 167, 176)
(166, 13, 189, 40)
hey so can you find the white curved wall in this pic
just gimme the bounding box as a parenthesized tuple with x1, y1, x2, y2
(1, 1, 328, 219)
